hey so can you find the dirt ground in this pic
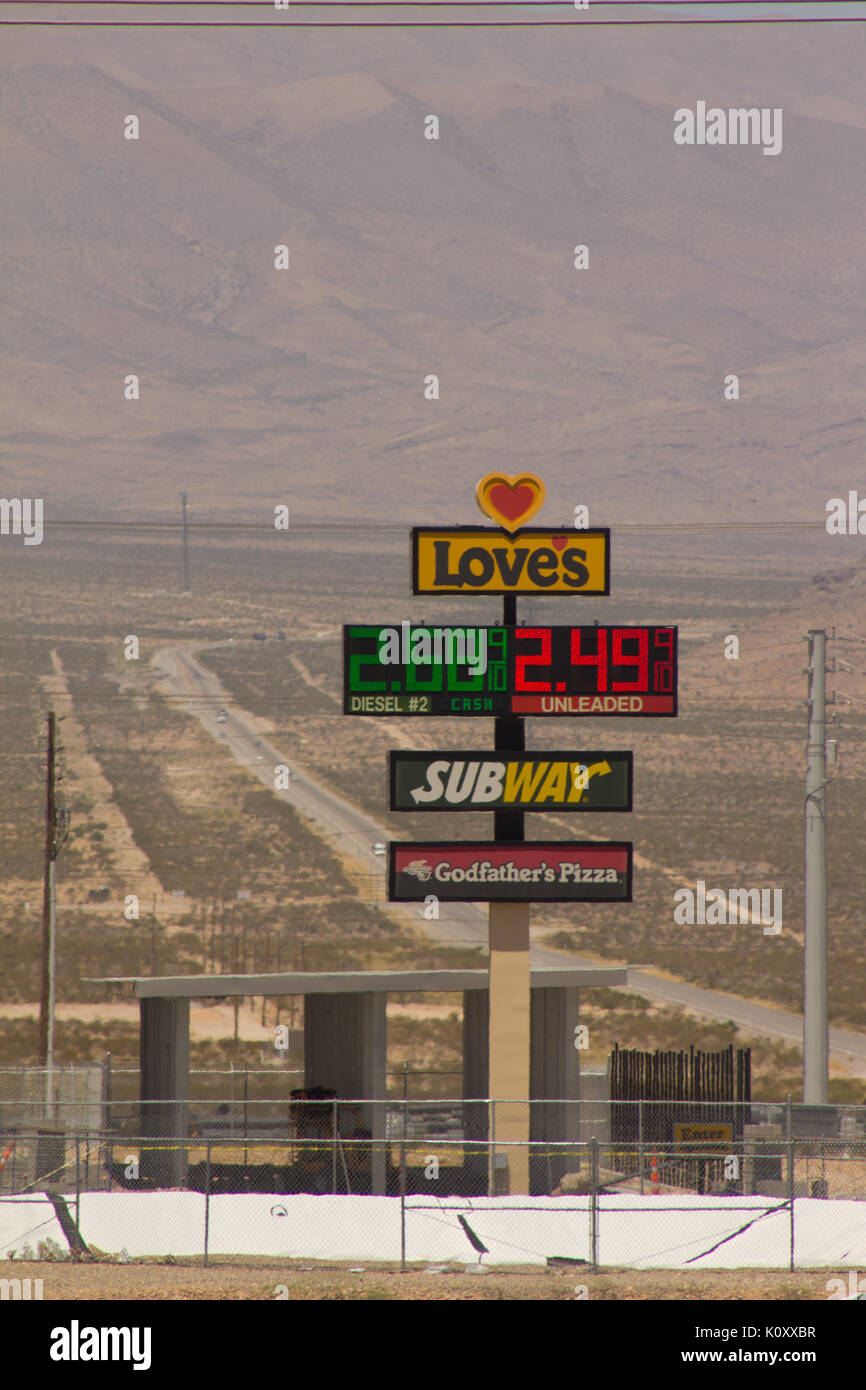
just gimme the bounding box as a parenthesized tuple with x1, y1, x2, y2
(6, 1261, 843, 1301)
(0, 1000, 457, 1044)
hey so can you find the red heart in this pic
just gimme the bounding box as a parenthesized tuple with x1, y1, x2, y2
(476, 471, 545, 532)
(489, 482, 535, 523)
(552, 534, 567, 551)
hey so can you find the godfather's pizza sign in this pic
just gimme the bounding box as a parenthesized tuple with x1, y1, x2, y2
(389, 841, 632, 903)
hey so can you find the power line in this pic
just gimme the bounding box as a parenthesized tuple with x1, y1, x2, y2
(10, 2, 866, 6)
(5, 10, 866, 21)
(14, 518, 848, 534)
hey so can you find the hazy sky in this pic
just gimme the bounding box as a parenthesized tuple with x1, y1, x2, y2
(528, 3, 866, 17)
(648, 3, 866, 15)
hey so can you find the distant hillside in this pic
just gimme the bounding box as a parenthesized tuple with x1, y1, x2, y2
(2, 13, 866, 539)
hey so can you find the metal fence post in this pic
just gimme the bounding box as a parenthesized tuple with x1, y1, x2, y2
(786, 1094, 794, 1272)
(331, 1100, 338, 1196)
(589, 1135, 599, 1274)
(243, 1066, 248, 1168)
(638, 1099, 644, 1196)
(75, 1135, 80, 1232)
(204, 1140, 211, 1268)
(400, 1066, 408, 1272)
(105, 1052, 112, 1193)
(488, 1100, 496, 1198)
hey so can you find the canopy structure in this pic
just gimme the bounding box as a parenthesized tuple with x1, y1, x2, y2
(91, 965, 629, 1192)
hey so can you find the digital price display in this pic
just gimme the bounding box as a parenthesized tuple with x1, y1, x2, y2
(344, 624, 677, 717)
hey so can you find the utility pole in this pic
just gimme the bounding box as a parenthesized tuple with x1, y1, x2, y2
(39, 712, 69, 1112)
(180, 491, 190, 593)
(803, 630, 829, 1105)
(38, 712, 57, 1071)
(150, 899, 158, 976)
(274, 933, 282, 1029)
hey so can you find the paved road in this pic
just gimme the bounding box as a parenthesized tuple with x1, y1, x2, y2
(152, 641, 866, 1074)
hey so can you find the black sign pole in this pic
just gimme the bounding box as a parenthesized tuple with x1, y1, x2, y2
(487, 591, 531, 1196)
(494, 594, 524, 841)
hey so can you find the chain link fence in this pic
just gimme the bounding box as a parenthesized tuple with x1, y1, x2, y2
(1, 1099, 865, 1271)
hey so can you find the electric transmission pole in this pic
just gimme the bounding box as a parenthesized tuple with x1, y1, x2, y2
(38, 713, 69, 1109)
(38, 712, 57, 1068)
(181, 491, 190, 593)
(803, 630, 829, 1105)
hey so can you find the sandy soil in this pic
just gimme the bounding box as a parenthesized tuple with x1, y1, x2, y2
(0, 1002, 272, 1043)
(6, 1261, 840, 1302)
(0, 1000, 459, 1042)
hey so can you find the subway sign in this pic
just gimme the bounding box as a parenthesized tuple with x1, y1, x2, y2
(412, 527, 610, 595)
(389, 841, 633, 902)
(389, 751, 633, 811)
(344, 624, 677, 716)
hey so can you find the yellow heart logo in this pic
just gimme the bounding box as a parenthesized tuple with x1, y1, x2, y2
(475, 473, 546, 534)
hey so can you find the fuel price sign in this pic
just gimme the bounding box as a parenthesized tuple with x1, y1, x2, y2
(343, 624, 677, 717)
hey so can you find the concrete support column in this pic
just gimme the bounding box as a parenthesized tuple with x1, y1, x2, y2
(463, 989, 489, 1104)
(139, 997, 189, 1189)
(488, 903, 530, 1194)
(530, 986, 581, 1192)
(462, 989, 489, 1189)
(304, 992, 387, 1194)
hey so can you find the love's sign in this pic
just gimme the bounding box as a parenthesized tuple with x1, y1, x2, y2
(412, 527, 610, 595)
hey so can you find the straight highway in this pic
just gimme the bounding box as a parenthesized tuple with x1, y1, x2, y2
(153, 640, 866, 1075)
